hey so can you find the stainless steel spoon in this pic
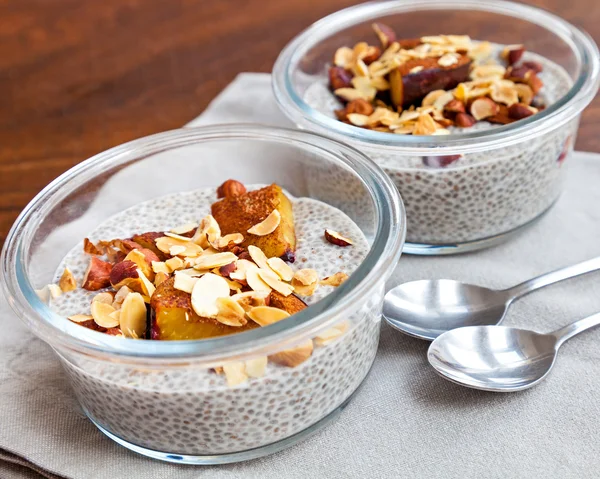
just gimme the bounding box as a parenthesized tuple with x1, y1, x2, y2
(427, 312, 600, 392)
(383, 257, 600, 341)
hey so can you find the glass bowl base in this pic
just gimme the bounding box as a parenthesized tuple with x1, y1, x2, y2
(403, 200, 557, 256)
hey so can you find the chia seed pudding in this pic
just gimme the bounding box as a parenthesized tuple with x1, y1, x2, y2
(298, 31, 576, 246)
(48, 184, 381, 456)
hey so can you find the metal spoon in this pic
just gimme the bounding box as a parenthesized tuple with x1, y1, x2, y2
(383, 257, 600, 341)
(427, 312, 600, 392)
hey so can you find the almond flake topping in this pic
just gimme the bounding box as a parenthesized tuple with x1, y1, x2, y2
(92, 291, 115, 304)
(314, 321, 349, 346)
(156, 236, 202, 258)
(247, 245, 270, 270)
(222, 362, 247, 387)
(194, 252, 238, 270)
(170, 222, 197, 235)
(152, 261, 170, 274)
(190, 273, 230, 318)
(215, 297, 247, 327)
(266, 257, 294, 282)
(231, 291, 269, 312)
(112, 286, 132, 310)
(320, 272, 349, 287)
(247, 210, 281, 236)
(165, 256, 185, 272)
(192, 215, 221, 248)
(68, 314, 93, 323)
(59, 268, 77, 292)
(91, 301, 119, 328)
(230, 259, 257, 282)
(247, 306, 290, 326)
(173, 272, 199, 294)
(245, 265, 272, 293)
(258, 268, 294, 297)
(164, 232, 193, 242)
(212, 233, 244, 250)
(120, 292, 147, 338)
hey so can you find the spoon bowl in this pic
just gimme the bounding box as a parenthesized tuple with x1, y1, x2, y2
(427, 326, 558, 392)
(383, 280, 509, 340)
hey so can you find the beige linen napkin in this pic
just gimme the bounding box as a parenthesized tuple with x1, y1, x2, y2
(2, 73, 600, 479)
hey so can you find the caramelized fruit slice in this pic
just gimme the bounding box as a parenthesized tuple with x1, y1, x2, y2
(211, 184, 296, 259)
(150, 277, 257, 340)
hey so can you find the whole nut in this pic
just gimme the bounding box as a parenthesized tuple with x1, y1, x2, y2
(455, 112, 476, 127)
(469, 97, 500, 121)
(502, 45, 525, 65)
(217, 179, 246, 199)
(522, 60, 543, 73)
(444, 99, 466, 114)
(526, 72, 543, 95)
(504, 65, 531, 82)
(346, 98, 374, 116)
(328, 66, 352, 91)
(508, 102, 535, 120)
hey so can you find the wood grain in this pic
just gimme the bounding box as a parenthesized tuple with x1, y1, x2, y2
(1, 0, 598, 246)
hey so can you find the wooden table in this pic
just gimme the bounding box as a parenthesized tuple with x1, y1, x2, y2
(1, 0, 598, 246)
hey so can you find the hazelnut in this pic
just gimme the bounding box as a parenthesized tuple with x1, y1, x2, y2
(444, 99, 466, 114)
(83, 238, 102, 255)
(362, 46, 381, 65)
(328, 66, 353, 91)
(501, 44, 525, 65)
(82, 257, 112, 291)
(526, 72, 543, 95)
(216, 179, 246, 199)
(346, 98, 374, 116)
(455, 112, 476, 127)
(522, 60, 543, 73)
(508, 103, 536, 120)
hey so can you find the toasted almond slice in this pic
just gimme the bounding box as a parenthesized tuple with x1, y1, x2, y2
(258, 268, 294, 296)
(347, 113, 370, 126)
(292, 280, 318, 297)
(165, 256, 185, 272)
(136, 268, 156, 298)
(224, 278, 243, 294)
(91, 301, 119, 328)
(120, 292, 147, 338)
(48, 284, 62, 299)
(176, 268, 206, 277)
(211, 233, 244, 250)
(247, 306, 290, 326)
(192, 215, 221, 248)
(231, 291, 270, 312)
(109, 309, 121, 322)
(324, 230, 353, 247)
(293, 269, 319, 286)
(111, 286, 132, 309)
(68, 314, 93, 323)
(164, 232, 193, 242)
(314, 322, 349, 346)
(170, 222, 197, 235)
(190, 273, 230, 318)
(320, 272, 349, 287)
(230, 259, 257, 282)
(248, 245, 270, 270)
(152, 261, 170, 274)
(222, 362, 248, 387)
(247, 210, 281, 236)
(266, 257, 294, 282)
(334, 87, 369, 102)
(438, 53, 459, 67)
(125, 249, 153, 279)
(269, 340, 313, 368)
(245, 357, 268, 378)
(246, 266, 272, 293)
(334, 46, 354, 68)
(194, 252, 238, 270)
(173, 272, 199, 294)
(92, 291, 115, 304)
(58, 268, 77, 292)
(156, 236, 202, 258)
(216, 297, 247, 327)
(154, 271, 169, 287)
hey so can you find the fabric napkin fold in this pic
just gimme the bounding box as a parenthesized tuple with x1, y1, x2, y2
(2, 73, 600, 479)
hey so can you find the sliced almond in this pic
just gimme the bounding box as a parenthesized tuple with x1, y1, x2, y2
(230, 259, 257, 282)
(421, 90, 447, 107)
(192, 215, 221, 248)
(165, 256, 185, 272)
(120, 292, 147, 339)
(314, 322, 349, 346)
(216, 297, 247, 327)
(92, 291, 115, 304)
(68, 314, 94, 323)
(136, 268, 156, 298)
(163, 232, 193, 242)
(48, 284, 62, 299)
(36, 286, 50, 303)
(247, 306, 290, 326)
(470, 64, 506, 80)
(211, 233, 244, 250)
(334, 46, 354, 68)
(91, 301, 119, 328)
(173, 272, 199, 294)
(247, 210, 281, 236)
(413, 113, 438, 136)
(245, 357, 268, 378)
(231, 291, 269, 312)
(258, 268, 294, 296)
(269, 339, 313, 368)
(154, 272, 170, 287)
(292, 281, 318, 297)
(170, 222, 197, 235)
(324, 229, 353, 247)
(222, 362, 248, 387)
(194, 252, 238, 270)
(58, 268, 77, 293)
(293, 269, 319, 286)
(266, 257, 294, 282)
(224, 277, 243, 294)
(177, 268, 207, 277)
(490, 83, 519, 106)
(320, 272, 349, 287)
(247, 245, 270, 270)
(112, 286, 132, 310)
(152, 261, 170, 274)
(334, 87, 369, 102)
(437, 53, 458, 67)
(347, 113, 370, 126)
(190, 273, 230, 318)
(155, 236, 202, 258)
(245, 266, 272, 293)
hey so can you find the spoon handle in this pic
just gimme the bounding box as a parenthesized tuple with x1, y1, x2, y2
(553, 312, 600, 346)
(504, 257, 600, 300)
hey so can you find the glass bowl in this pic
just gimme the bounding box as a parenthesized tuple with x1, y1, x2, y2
(273, 0, 600, 254)
(0, 124, 405, 464)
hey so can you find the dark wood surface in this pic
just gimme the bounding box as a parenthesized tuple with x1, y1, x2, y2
(1, 0, 598, 246)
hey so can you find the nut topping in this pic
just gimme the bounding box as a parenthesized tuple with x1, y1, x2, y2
(266, 257, 294, 282)
(58, 268, 77, 293)
(247, 306, 290, 326)
(68, 314, 94, 323)
(217, 179, 246, 199)
(91, 301, 119, 329)
(324, 229, 353, 247)
(222, 362, 247, 387)
(173, 272, 199, 294)
(156, 236, 202, 258)
(119, 292, 147, 338)
(258, 268, 294, 297)
(193, 252, 238, 270)
(216, 297, 247, 327)
(320, 272, 349, 287)
(190, 273, 230, 318)
(247, 209, 281, 236)
(269, 339, 314, 368)
(192, 215, 221, 248)
(469, 97, 500, 120)
(245, 266, 272, 293)
(244, 357, 268, 378)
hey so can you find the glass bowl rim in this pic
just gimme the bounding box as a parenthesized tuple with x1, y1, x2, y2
(1, 124, 406, 363)
(272, 0, 600, 155)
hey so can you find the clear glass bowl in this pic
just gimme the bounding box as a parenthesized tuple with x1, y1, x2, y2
(1, 124, 405, 464)
(273, 0, 600, 254)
